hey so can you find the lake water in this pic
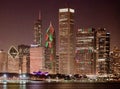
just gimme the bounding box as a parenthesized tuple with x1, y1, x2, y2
(0, 82, 120, 89)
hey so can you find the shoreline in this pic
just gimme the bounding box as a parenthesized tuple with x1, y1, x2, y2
(0, 79, 120, 84)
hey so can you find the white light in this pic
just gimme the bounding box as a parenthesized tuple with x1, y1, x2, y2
(30, 44, 39, 47)
(23, 74, 26, 78)
(98, 59, 105, 61)
(19, 75, 22, 78)
(76, 47, 94, 50)
(3, 74, 7, 78)
(107, 33, 110, 34)
(59, 8, 75, 13)
(59, 18, 68, 22)
(70, 9, 75, 13)
(59, 8, 68, 12)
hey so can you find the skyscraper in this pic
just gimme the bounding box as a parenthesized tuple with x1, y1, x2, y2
(18, 44, 30, 74)
(45, 22, 56, 73)
(33, 12, 42, 46)
(110, 46, 120, 75)
(30, 12, 45, 74)
(58, 8, 75, 74)
(75, 28, 96, 75)
(7, 46, 19, 73)
(96, 28, 110, 75)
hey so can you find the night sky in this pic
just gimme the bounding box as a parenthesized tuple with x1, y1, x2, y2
(0, 0, 120, 51)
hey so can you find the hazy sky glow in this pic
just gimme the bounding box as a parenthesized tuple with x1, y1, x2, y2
(0, 0, 120, 51)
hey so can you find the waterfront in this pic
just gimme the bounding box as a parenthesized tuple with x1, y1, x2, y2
(0, 82, 120, 89)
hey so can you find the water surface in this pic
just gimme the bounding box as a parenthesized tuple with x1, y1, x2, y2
(0, 82, 119, 89)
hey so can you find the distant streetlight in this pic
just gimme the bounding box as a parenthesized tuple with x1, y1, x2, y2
(19, 75, 22, 79)
(3, 73, 7, 83)
(3, 74, 7, 78)
(23, 74, 26, 78)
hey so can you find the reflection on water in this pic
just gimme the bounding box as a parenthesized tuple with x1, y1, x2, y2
(0, 82, 120, 89)
(3, 84, 7, 89)
(2, 84, 26, 89)
(19, 84, 26, 89)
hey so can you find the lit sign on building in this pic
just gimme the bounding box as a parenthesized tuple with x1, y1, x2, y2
(8, 46, 19, 58)
(59, 8, 75, 13)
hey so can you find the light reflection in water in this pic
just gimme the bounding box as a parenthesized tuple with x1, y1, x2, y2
(3, 84, 7, 89)
(1, 82, 119, 89)
(2, 84, 26, 89)
(19, 84, 26, 89)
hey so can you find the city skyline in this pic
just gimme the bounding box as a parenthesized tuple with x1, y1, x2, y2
(0, 0, 120, 51)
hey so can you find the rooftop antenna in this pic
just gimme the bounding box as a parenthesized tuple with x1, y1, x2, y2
(38, 10, 41, 20)
(65, 0, 70, 8)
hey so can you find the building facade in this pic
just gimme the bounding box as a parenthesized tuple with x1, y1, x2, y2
(33, 12, 42, 46)
(0, 50, 8, 73)
(110, 46, 120, 75)
(7, 46, 19, 73)
(75, 28, 96, 75)
(58, 8, 75, 74)
(45, 22, 56, 73)
(30, 46, 45, 74)
(55, 52, 59, 74)
(18, 44, 30, 74)
(96, 28, 110, 75)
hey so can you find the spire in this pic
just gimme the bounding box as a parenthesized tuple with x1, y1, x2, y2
(49, 21, 54, 34)
(50, 21, 52, 27)
(65, 0, 70, 8)
(38, 10, 41, 20)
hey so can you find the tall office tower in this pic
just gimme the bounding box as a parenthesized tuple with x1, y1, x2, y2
(33, 12, 42, 46)
(45, 22, 56, 73)
(0, 50, 8, 72)
(30, 12, 45, 74)
(96, 28, 110, 75)
(30, 46, 45, 74)
(75, 28, 96, 75)
(58, 8, 75, 74)
(7, 46, 19, 73)
(18, 45, 30, 74)
(110, 46, 120, 75)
